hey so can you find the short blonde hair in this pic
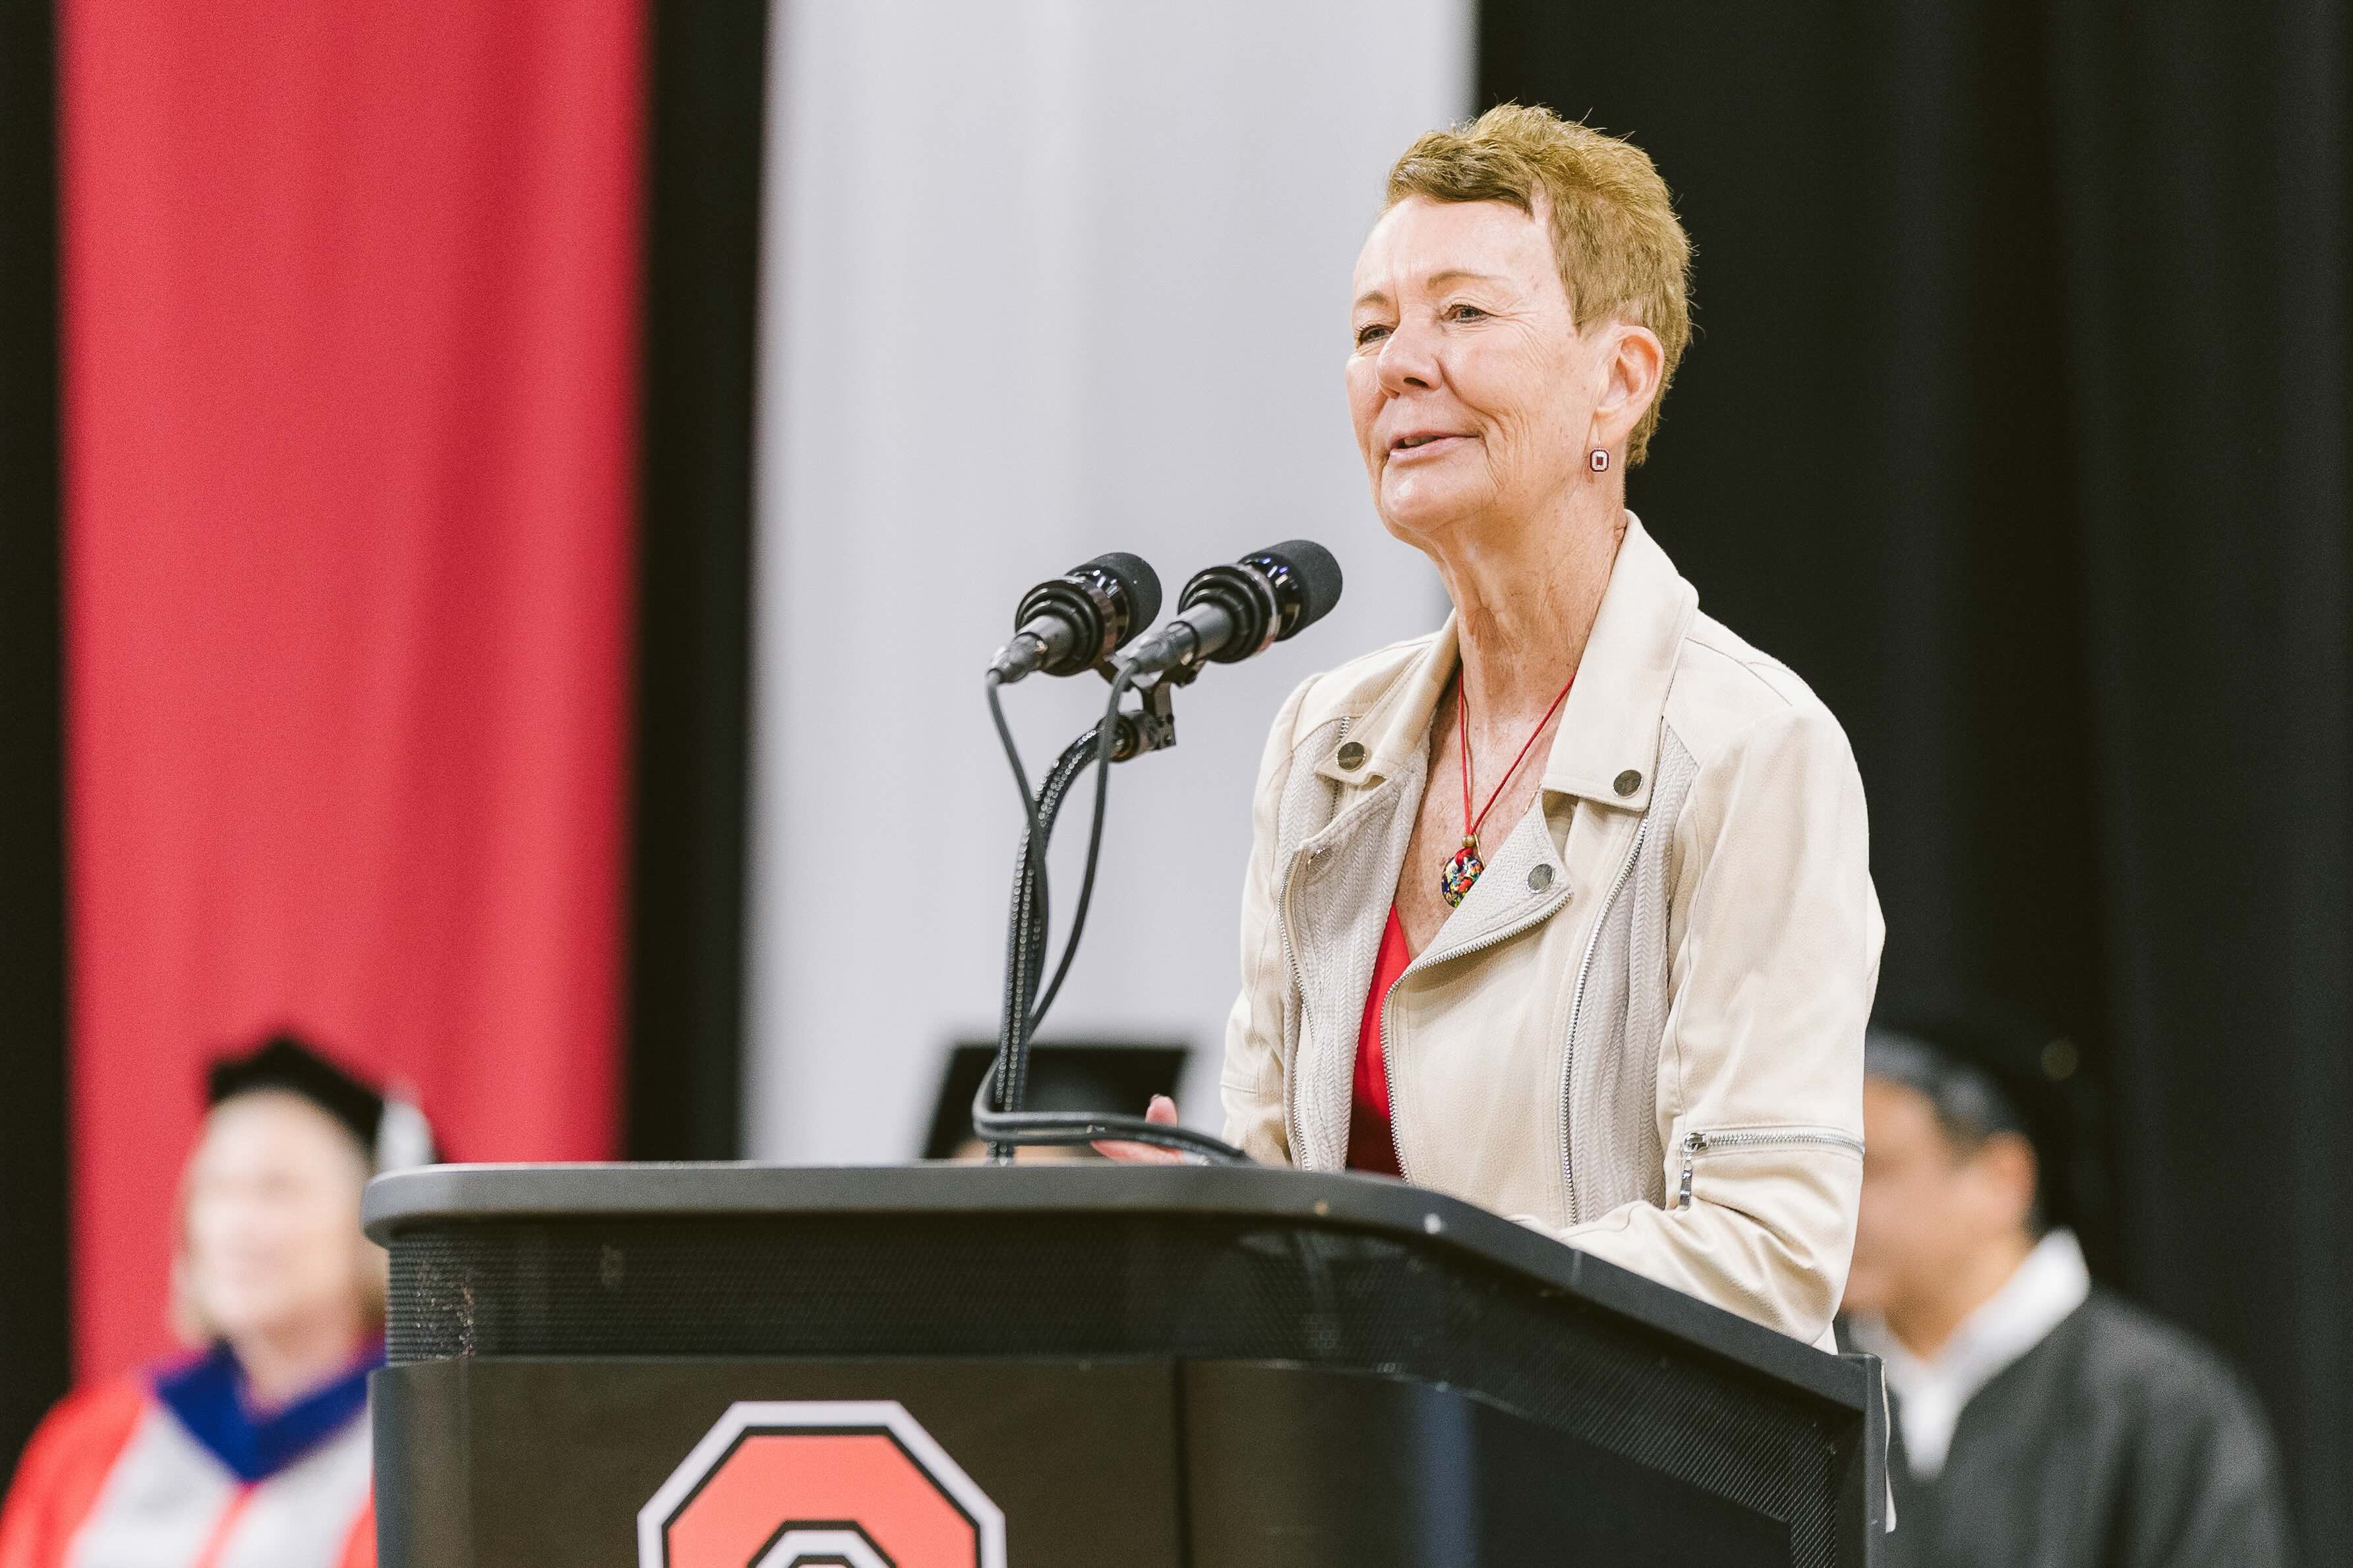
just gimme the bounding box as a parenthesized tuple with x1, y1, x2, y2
(1386, 103, 1692, 465)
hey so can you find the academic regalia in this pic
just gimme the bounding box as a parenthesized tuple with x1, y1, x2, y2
(1845, 1246, 2296, 1568)
(2, 1033, 424, 1568)
(0, 1343, 379, 1568)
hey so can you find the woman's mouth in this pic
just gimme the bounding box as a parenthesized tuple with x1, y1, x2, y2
(1387, 432, 1472, 461)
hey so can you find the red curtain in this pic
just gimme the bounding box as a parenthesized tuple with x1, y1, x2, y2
(59, 3, 643, 1379)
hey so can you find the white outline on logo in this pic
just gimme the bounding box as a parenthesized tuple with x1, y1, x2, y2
(756, 1529, 891, 1568)
(636, 1400, 1007, 1568)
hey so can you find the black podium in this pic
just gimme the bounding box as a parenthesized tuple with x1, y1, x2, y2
(364, 1163, 1884, 1567)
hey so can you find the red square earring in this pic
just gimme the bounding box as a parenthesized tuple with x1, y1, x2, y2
(1589, 448, 1609, 472)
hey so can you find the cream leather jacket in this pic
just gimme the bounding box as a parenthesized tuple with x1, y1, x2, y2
(1220, 515, 1882, 1350)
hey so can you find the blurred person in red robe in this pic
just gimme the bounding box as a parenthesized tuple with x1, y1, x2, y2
(1, 1035, 434, 1568)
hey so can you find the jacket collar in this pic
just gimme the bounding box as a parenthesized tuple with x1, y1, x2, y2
(1311, 513, 1696, 811)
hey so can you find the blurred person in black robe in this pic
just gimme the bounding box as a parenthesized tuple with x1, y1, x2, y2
(1839, 1017, 2295, 1567)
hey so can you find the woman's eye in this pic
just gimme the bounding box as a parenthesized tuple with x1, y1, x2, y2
(1354, 322, 1392, 347)
(1445, 303, 1489, 322)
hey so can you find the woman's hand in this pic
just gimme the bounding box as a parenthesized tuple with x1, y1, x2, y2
(1090, 1095, 1189, 1163)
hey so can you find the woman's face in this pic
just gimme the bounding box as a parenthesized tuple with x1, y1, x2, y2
(183, 1091, 374, 1346)
(1346, 195, 1602, 548)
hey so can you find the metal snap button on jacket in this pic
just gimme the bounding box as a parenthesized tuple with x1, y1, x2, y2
(1528, 864, 1555, 892)
(1337, 741, 1367, 770)
(1614, 769, 1642, 797)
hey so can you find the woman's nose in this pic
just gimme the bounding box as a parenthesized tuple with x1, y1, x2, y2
(1376, 320, 1441, 393)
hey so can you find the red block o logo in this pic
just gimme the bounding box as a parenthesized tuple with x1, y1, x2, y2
(638, 1402, 1007, 1568)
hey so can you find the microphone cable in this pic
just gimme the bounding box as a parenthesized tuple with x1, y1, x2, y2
(1024, 664, 1131, 1028)
(984, 668, 1049, 946)
(983, 668, 1054, 1154)
(994, 726, 1092, 1147)
(980, 689, 1107, 1153)
(980, 664, 1128, 1051)
(977, 663, 1247, 1164)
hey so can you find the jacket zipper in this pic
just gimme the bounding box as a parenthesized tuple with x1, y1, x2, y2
(1278, 716, 1346, 1167)
(1379, 957, 1412, 1182)
(1278, 873, 1312, 1166)
(1385, 838, 1576, 1184)
(1676, 1125, 1866, 1208)
(1558, 814, 1648, 1223)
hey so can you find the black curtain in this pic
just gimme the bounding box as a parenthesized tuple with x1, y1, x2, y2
(624, 0, 768, 1160)
(1482, 1, 2348, 1559)
(0, 0, 70, 1494)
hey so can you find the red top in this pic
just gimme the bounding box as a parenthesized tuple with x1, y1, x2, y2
(1347, 905, 1415, 1176)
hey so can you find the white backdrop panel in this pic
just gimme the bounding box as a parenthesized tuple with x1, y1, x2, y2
(750, 0, 1471, 1159)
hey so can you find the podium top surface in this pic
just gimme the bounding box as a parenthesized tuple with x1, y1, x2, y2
(365, 1161, 1866, 1409)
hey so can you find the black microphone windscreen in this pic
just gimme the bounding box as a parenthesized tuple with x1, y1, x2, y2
(1258, 539, 1344, 633)
(1086, 551, 1162, 630)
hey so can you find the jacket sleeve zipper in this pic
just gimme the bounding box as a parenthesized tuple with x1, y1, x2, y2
(1677, 1125, 1866, 1209)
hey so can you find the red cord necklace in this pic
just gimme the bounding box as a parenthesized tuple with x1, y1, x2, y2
(1441, 670, 1575, 908)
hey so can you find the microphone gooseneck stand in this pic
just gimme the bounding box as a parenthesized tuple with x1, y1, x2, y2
(976, 664, 1250, 1165)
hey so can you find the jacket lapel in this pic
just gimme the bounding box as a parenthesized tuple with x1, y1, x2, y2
(1277, 751, 1423, 1171)
(1285, 621, 1455, 1166)
(1537, 514, 1695, 810)
(1412, 801, 1573, 971)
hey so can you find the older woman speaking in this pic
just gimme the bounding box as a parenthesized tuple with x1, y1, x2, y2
(1114, 104, 1882, 1352)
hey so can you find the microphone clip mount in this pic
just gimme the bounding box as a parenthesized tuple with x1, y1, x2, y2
(1096, 658, 1181, 761)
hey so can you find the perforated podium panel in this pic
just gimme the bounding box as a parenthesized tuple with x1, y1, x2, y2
(364, 1164, 1884, 1567)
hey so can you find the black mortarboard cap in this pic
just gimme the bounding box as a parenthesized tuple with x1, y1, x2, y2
(206, 1032, 387, 1154)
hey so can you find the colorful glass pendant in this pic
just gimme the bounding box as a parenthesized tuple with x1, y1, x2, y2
(1442, 836, 1484, 907)
(1445, 668, 1578, 914)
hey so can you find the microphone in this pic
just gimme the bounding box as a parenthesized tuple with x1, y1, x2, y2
(989, 552, 1164, 683)
(1123, 540, 1344, 676)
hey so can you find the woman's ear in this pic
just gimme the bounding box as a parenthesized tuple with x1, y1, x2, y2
(1588, 320, 1665, 452)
